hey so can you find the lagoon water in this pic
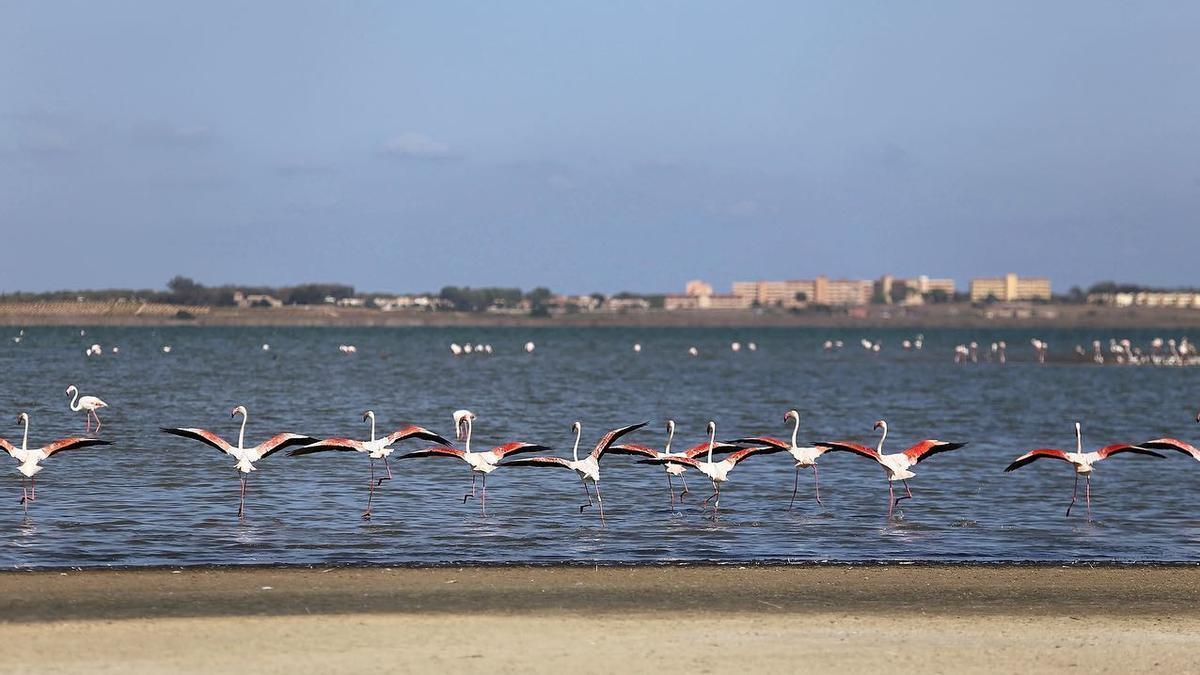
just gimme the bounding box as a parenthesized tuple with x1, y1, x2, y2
(1, 325, 1198, 567)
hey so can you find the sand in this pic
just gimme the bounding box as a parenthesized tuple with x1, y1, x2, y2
(1, 565, 1198, 673)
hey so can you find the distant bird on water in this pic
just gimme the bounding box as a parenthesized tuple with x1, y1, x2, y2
(395, 410, 549, 516)
(817, 420, 967, 517)
(502, 420, 648, 522)
(0, 412, 110, 513)
(1005, 422, 1163, 518)
(290, 410, 450, 519)
(66, 385, 108, 433)
(161, 405, 316, 518)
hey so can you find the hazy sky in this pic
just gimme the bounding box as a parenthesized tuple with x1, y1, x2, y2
(2, 2, 1197, 294)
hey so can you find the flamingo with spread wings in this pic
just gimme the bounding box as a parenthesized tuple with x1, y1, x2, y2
(501, 421, 648, 522)
(643, 421, 785, 518)
(731, 409, 832, 508)
(394, 410, 549, 516)
(289, 410, 450, 519)
(817, 420, 967, 517)
(161, 405, 315, 518)
(1, 412, 110, 513)
(1005, 422, 1163, 518)
(1136, 410, 1200, 464)
(609, 420, 744, 510)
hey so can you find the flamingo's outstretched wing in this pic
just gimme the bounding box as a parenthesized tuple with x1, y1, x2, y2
(41, 437, 111, 457)
(816, 441, 881, 461)
(728, 436, 789, 450)
(902, 440, 967, 465)
(289, 438, 366, 456)
(680, 441, 744, 459)
(161, 427, 235, 455)
(725, 445, 788, 466)
(396, 446, 466, 460)
(1004, 448, 1071, 472)
(640, 456, 701, 469)
(384, 425, 452, 446)
(0, 437, 15, 458)
(1138, 438, 1200, 460)
(1096, 444, 1165, 460)
(500, 456, 573, 469)
(591, 421, 650, 459)
(254, 433, 320, 460)
(490, 442, 552, 459)
(606, 443, 661, 459)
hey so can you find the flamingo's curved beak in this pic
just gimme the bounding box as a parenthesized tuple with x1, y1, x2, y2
(230, 409, 238, 418)
(873, 420, 883, 430)
(362, 411, 371, 421)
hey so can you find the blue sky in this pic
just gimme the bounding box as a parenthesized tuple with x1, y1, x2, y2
(2, 2, 1197, 294)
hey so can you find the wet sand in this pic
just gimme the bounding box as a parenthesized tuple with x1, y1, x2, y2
(1, 565, 1198, 673)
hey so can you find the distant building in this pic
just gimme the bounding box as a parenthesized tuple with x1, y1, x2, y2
(875, 275, 956, 304)
(233, 291, 283, 308)
(665, 280, 752, 310)
(731, 280, 815, 308)
(812, 276, 872, 306)
(969, 273, 1051, 302)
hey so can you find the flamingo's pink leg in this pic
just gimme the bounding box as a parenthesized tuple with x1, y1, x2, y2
(812, 465, 822, 505)
(580, 480, 594, 513)
(666, 473, 676, 509)
(1085, 474, 1092, 520)
(1066, 473, 1079, 517)
(237, 476, 246, 518)
(92, 410, 102, 433)
(479, 474, 487, 517)
(594, 483, 606, 524)
(463, 474, 477, 503)
(788, 466, 800, 510)
(679, 473, 690, 501)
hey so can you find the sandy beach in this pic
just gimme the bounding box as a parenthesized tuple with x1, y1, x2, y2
(0, 565, 1197, 673)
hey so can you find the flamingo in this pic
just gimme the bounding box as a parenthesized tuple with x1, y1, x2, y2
(289, 410, 451, 519)
(161, 406, 316, 517)
(0, 413, 110, 513)
(730, 409, 831, 508)
(394, 410, 549, 515)
(817, 420, 967, 517)
(645, 421, 785, 518)
(1005, 422, 1163, 518)
(501, 421, 648, 522)
(66, 385, 108, 433)
(609, 420, 744, 510)
(1137, 410, 1200, 461)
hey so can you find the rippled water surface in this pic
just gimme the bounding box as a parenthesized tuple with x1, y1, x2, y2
(1, 325, 1198, 567)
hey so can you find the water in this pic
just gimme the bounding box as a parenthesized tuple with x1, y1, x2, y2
(1, 325, 1197, 568)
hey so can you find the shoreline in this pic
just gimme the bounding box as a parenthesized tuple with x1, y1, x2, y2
(3, 302, 1200, 328)
(3, 564, 1198, 621)
(3, 565, 1197, 672)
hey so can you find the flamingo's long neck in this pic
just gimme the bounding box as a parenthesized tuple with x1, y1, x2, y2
(876, 423, 888, 455)
(237, 411, 247, 450)
(1074, 423, 1082, 456)
(572, 425, 581, 462)
(20, 416, 28, 451)
(664, 424, 675, 455)
(68, 388, 80, 412)
(464, 418, 472, 454)
(790, 415, 800, 449)
(368, 415, 376, 442)
(707, 426, 715, 463)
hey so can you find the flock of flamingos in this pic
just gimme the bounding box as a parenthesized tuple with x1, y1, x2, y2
(2, 385, 1199, 522)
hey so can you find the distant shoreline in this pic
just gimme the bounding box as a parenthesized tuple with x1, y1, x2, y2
(2, 301, 1200, 328)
